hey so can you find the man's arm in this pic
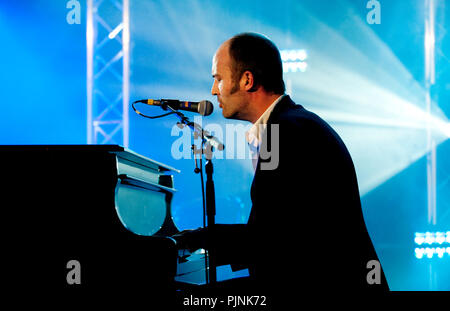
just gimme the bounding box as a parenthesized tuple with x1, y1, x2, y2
(172, 223, 252, 267)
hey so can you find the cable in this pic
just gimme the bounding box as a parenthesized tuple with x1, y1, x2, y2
(131, 101, 175, 119)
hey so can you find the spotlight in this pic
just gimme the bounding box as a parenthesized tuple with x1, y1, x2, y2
(425, 232, 435, 244)
(414, 231, 450, 259)
(281, 49, 308, 73)
(414, 232, 425, 245)
(415, 247, 425, 259)
(436, 247, 445, 258)
(425, 247, 434, 259)
(435, 232, 445, 244)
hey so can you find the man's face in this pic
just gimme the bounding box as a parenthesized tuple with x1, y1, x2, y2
(211, 43, 248, 120)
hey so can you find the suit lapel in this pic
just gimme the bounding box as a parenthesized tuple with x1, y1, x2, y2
(250, 95, 296, 193)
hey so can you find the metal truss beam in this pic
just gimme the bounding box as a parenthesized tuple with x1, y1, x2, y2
(87, 0, 129, 147)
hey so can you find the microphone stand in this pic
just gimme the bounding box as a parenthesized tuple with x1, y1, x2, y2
(165, 104, 221, 285)
(204, 158, 216, 285)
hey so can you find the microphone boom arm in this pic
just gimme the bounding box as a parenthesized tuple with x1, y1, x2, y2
(165, 105, 225, 154)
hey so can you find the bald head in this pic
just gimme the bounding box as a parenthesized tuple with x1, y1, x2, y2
(211, 33, 285, 123)
(227, 33, 285, 94)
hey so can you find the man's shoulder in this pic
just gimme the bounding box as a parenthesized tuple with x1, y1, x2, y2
(270, 96, 349, 151)
(270, 96, 332, 132)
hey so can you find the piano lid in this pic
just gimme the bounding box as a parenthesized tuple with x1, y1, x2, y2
(112, 147, 180, 174)
(0, 145, 180, 174)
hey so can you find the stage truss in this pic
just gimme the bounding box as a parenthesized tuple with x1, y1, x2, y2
(87, 0, 129, 147)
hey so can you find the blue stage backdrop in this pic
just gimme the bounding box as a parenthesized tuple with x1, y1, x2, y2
(0, 0, 449, 290)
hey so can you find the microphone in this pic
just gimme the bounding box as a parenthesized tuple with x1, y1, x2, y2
(134, 99, 214, 116)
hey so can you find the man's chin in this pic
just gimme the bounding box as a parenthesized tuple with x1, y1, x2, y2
(221, 109, 231, 119)
(222, 110, 243, 121)
(221, 109, 233, 119)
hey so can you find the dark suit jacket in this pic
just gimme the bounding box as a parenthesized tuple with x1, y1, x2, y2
(184, 95, 388, 296)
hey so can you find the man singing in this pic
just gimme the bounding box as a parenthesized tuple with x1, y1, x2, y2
(174, 32, 388, 301)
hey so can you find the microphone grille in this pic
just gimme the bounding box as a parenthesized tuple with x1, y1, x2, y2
(198, 100, 214, 116)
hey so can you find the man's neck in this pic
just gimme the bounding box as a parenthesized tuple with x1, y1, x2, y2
(248, 93, 284, 124)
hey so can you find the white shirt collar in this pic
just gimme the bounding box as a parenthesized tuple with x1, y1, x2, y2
(245, 94, 285, 148)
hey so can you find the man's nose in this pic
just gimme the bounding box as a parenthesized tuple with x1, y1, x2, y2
(211, 80, 219, 96)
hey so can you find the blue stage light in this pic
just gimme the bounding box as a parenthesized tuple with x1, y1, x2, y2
(414, 231, 450, 259)
(414, 232, 425, 245)
(280, 49, 308, 73)
(415, 247, 425, 259)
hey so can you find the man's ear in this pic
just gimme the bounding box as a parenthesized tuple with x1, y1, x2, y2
(240, 71, 257, 92)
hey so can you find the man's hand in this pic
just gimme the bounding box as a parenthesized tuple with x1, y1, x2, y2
(171, 228, 207, 251)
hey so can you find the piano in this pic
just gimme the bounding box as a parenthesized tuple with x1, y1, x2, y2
(0, 144, 218, 300)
